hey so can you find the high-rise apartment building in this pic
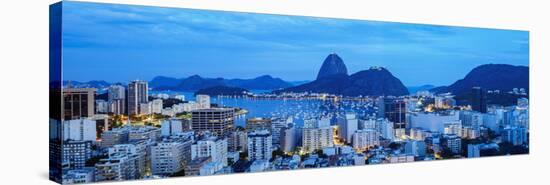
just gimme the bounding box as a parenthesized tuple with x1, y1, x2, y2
(128, 80, 148, 115)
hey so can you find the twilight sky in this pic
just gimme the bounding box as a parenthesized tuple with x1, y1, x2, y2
(61, 1, 529, 86)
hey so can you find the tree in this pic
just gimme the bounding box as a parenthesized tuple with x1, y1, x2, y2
(314, 149, 328, 158)
(85, 155, 107, 167)
(170, 169, 186, 177)
(271, 149, 285, 161)
(498, 141, 529, 155)
(239, 151, 248, 160)
(388, 142, 402, 150)
(438, 148, 454, 159)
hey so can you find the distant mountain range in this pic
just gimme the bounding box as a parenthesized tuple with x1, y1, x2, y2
(194, 86, 249, 96)
(275, 53, 409, 96)
(431, 64, 529, 95)
(151, 75, 293, 91)
(62, 75, 295, 92)
(62, 80, 112, 89)
(63, 57, 528, 99)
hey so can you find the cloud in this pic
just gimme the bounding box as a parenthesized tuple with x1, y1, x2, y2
(61, 1, 529, 85)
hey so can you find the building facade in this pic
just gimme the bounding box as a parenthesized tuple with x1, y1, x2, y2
(63, 88, 96, 120)
(128, 80, 148, 115)
(247, 130, 273, 161)
(191, 108, 235, 136)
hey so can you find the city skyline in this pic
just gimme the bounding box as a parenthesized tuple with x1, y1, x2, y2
(62, 1, 528, 86)
(50, 2, 530, 184)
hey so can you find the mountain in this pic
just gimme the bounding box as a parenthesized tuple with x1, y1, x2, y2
(428, 86, 447, 93)
(289, 80, 311, 86)
(195, 86, 249, 96)
(316, 53, 348, 80)
(432, 64, 529, 95)
(151, 75, 293, 91)
(407, 85, 436, 94)
(278, 74, 351, 95)
(62, 80, 111, 89)
(275, 53, 409, 96)
(225, 75, 292, 90)
(149, 76, 183, 89)
(172, 75, 226, 91)
(343, 67, 409, 96)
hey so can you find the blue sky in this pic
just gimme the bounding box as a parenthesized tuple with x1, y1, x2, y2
(61, 1, 529, 86)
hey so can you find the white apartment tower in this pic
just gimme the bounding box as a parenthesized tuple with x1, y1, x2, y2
(247, 129, 273, 161)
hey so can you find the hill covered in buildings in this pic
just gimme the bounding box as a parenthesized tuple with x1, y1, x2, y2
(431, 64, 529, 106)
(432, 64, 529, 95)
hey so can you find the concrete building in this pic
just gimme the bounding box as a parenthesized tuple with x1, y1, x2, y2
(405, 140, 427, 157)
(128, 126, 161, 142)
(161, 119, 185, 137)
(182, 102, 201, 112)
(94, 154, 140, 181)
(228, 129, 247, 152)
(199, 161, 223, 176)
(101, 128, 130, 148)
(377, 97, 407, 130)
(151, 139, 193, 175)
(196, 94, 211, 109)
(151, 99, 163, 114)
(109, 144, 147, 178)
(408, 111, 460, 133)
(63, 119, 96, 142)
(161, 108, 175, 117)
(359, 118, 376, 130)
(501, 126, 528, 146)
(62, 167, 95, 184)
(409, 127, 432, 141)
(471, 87, 487, 113)
(443, 134, 462, 154)
(128, 80, 148, 115)
(185, 157, 212, 176)
(95, 99, 109, 113)
(246, 117, 272, 131)
(281, 126, 297, 153)
(302, 125, 333, 153)
(338, 113, 359, 143)
(444, 121, 463, 135)
(108, 85, 125, 101)
(271, 118, 288, 146)
(139, 102, 152, 115)
(191, 136, 228, 166)
(108, 85, 126, 115)
(377, 118, 394, 141)
(459, 111, 483, 130)
(191, 108, 235, 136)
(467, 144, 481, 158)
(352, 129, 379, 151)
(62, 140, 92, 170)
(108, 99, 125, 115)
(247, 129, 273, 161)
(435, 95, 456, 109)
(388, 154, 415, 163)
(63, 88, 96, 120)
